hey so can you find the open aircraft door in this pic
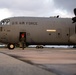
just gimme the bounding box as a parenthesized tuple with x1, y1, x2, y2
(19, 32, 26, 47)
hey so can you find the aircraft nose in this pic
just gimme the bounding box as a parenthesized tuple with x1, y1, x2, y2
(0, 27, 4, 42)
(0, 32, 2, 42)
(0, 27, 2, 31)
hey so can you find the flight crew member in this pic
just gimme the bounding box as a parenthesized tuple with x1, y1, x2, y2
(20, 34, 26, 50)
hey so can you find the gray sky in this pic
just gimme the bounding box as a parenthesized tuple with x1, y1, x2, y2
(0, 0, 76, 20)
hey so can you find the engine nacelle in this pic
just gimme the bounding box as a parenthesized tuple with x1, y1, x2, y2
(70, 34, 76, 43)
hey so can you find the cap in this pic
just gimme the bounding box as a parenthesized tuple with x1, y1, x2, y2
(21, 34, 24, 37)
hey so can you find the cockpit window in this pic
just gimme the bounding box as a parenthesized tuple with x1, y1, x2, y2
(1, 19, 10, 25)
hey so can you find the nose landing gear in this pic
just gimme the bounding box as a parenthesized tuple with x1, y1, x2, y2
(7, 43, 15, 49)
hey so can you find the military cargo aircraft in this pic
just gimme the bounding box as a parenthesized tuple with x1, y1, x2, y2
(0, 8, 76, 49)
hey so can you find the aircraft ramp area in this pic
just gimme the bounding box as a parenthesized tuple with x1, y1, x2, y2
(0, 51, 55, 75)
(0, 48, 76, 75)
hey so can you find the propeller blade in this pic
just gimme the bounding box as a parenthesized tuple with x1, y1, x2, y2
(74, 8, 76, 16)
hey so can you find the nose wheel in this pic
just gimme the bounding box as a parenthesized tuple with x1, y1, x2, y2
(8, 44, 15, 49)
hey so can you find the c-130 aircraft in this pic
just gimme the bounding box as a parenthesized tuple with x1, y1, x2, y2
(0, 8, 76, 49)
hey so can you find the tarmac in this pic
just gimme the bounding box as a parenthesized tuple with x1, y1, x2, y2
(0, 51, 56, 75)
(0, 47, 76, 75)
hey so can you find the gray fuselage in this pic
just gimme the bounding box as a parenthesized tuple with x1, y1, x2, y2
(0, 17, 76, 45)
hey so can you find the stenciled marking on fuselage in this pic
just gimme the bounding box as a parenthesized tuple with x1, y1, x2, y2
(26, 22, 38, 25)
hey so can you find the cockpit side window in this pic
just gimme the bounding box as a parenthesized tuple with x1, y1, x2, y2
(1, 19, 10, 25)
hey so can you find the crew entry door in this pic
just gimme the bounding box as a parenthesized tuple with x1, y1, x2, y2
(19, 32, 26, 43)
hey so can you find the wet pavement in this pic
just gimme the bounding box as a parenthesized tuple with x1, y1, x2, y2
(0, 48, 76, 75)
(0, 52, 56, 75)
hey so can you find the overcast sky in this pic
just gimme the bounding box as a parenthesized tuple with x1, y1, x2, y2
(0, 0, 76, 20)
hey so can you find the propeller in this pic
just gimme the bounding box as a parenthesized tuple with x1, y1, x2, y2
(74, 8, 76, 16)
(72, 8, 76, 23)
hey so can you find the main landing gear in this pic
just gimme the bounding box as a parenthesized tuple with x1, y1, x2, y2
(36, 45, 44, 49)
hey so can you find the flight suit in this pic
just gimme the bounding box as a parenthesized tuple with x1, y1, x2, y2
(20, 37, 26, 50)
